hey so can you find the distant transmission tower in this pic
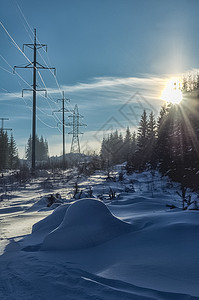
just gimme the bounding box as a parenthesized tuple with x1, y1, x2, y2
(53, 91, 70, 168)
(66, 105, 86, 153)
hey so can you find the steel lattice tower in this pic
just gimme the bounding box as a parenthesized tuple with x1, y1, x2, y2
(66, 105, 86, 153)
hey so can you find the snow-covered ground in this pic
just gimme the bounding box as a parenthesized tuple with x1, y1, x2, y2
(0, 167, 199, 299)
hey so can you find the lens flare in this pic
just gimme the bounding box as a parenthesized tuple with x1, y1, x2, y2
(161, 77, 182, 104)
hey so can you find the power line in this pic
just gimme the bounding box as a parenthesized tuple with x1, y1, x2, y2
(14, 28, 56, 173)
(13, 6, 75, 114)
(1, 20, 78, 154)
(1, 54, 50, 103)
(13, 5, 65, 101)
(0, 54, 62, 132)
(0, 21, 65, 144)
(1, 21, 60, 105)
(15, 1, 34, 42)
(0, 65, 14, 75)
(14, 4, 60, 92)
(1, 18, 73, 115)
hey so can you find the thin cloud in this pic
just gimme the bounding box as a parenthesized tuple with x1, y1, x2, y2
(0, 75, 168, 103)
(59, 76, 167, 95)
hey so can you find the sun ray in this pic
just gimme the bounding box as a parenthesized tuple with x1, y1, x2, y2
(178, 105, 199, 156)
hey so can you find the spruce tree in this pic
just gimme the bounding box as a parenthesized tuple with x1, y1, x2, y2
(136, 110, 148, 169)
(25, 135, 32, 162)
(123, 127, 131, 162)
(126, 130, 137, 173)
(8, 133, 19, 169)
(0, 129, 9, 170)
(111, 130, 123, 164)
(156, 105, 171, 174)
(25, 135, 49, 163)
(131, 131, 137, 154)
(147, 112, 157, 167)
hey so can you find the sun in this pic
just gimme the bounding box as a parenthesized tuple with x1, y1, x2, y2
(161, 77, 183, 104)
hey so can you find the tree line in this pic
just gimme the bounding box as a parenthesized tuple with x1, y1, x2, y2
(0, 132, 49, 171)
(100, 111, 156, 171)
(100, 83, 199, 191)
(0, 130, 19, 171)
(25, 135, 49, 163)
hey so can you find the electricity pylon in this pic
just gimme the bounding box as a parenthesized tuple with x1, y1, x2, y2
(53, 91, 70, 168)
(66, 104, 86, 153)
(14, 28, 55, 173)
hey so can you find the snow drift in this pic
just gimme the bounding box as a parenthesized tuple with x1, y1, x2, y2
(32, 203, 70, 235)
(1, 170, 199, 299)
(41, 198, 132, 250)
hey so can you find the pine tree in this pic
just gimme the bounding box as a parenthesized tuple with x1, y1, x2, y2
(44, 138, 49, 160)
(8, 133, 19, 169)
(137, 110, 148, 148)
(123, 127, 131, 162)
(112, 130, 123, 164)
(131, 131, 137, 154)
(147, 112, 156, 139)
(25, 135, 49, 163)
(38, 136, 48, 161)
(156, 105, 171, 174)
(136, 110, 149, 169)
(100, 130, 127, 166)
(0, 129, 9, 170)
(25, 135, 32, 162)
(156, 97, 199, 192)
(111, 130, 118, 164)
(125, 130, 137, 174)
(179, 90, 199, 190)
(147, 112, 157, 167)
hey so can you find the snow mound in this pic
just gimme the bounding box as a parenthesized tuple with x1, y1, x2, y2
(32, 203, 70, 235)
(41, 198, 132, 250)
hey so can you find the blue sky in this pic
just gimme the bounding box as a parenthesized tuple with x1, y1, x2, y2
(1, 0, 199, 157)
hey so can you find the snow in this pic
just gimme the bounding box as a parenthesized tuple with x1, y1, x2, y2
(32, 203, 70, 235)
(41, 198, 131, 250)
(0, 168, 199, 299)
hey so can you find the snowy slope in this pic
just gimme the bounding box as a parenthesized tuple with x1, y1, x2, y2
(0, 169, 199, 299)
